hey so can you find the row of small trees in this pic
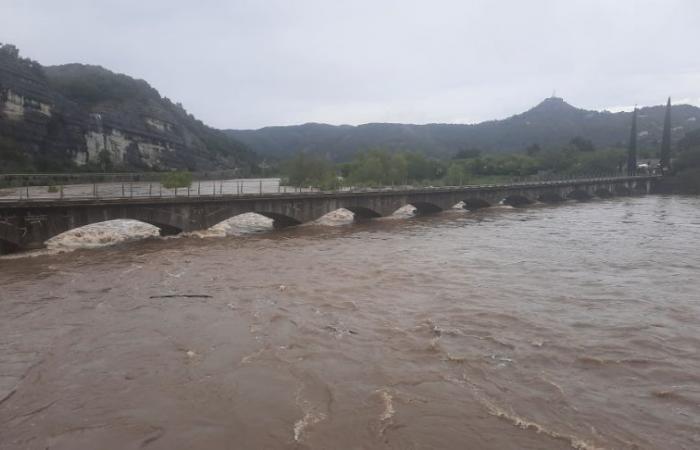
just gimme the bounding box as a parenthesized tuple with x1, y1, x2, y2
(280, 143, 633, 189)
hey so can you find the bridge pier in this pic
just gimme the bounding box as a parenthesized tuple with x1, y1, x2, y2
(0, 239, 19, 254)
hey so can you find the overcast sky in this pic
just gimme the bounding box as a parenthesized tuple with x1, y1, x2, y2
(3, 0, 699, 129)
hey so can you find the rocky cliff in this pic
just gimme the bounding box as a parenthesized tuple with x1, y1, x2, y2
(0, 44, 255, 173)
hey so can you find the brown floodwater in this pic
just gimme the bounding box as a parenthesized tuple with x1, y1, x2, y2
(1, 196, 699, 450)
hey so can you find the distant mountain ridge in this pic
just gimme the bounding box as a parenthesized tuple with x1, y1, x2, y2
(3, 42, 699, 171)
(0, 44, 255, 172)
(226, 96, 700, 161)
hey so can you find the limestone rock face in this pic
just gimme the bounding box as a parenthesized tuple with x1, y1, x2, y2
(0, 44, 255, 172)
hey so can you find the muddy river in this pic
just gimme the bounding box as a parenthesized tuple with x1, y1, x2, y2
(1, 196, 699, 449)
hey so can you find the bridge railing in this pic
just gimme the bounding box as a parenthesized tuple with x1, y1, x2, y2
(0, 173, 659, 203)
(0, 169, 244, 188)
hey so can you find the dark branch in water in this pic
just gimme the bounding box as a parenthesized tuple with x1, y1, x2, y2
(149, 294, 212, 299)
(0, 388, 17, 407)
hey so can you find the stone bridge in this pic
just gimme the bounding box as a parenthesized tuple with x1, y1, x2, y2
(0, 176, 658, 254)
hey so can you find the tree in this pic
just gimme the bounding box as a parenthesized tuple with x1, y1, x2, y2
(346, 149, 408, 186)
(404, 152, 444, 182)
(670, 129, 700, 193)
(569, 136, 595, 152)
(283, 152, 336, 188)
(525, 143, 541, 156)
(627, 108, 638, 176)
(445, 162, 468, 185)
(576, 148, 626, 175)
(453, 147, 481, 159)
(98, 149, 112, 172)
(660, 97, 672, 171)
(0, 43, 19, 58)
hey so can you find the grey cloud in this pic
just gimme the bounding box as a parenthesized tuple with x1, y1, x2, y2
(3, 0, 698, 128)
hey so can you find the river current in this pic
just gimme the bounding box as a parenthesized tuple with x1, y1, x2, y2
(1, 195, 699, 449)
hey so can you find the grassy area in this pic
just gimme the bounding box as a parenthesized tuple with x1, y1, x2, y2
(160, 171, 193, 189)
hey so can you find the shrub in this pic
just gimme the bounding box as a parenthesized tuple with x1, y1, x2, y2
(161, 171, 193, 189)
(47, 185, 59, 193)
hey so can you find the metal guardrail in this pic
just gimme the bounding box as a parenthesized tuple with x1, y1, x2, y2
(0, 169, 243, 187)
(0, 174, 659, 204)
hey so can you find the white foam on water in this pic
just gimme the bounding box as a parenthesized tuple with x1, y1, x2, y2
(293, 386, 327, 442)
(293, 411, 326, 442)
(378, 389, 396, 421)
(193, 213, 274, 238)
(389, 204, 417, 219)
(0, 248, 50, 260)
(46, 220, 160, 253)
(477, 395, 606, 450)
(312, 208, 355, 226)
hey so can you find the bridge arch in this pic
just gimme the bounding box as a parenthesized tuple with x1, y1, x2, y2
(462, 198, 491, 210)
(38, 219, 172, 253)
(409, 202, 443, 215)
(614, 185, 631, 195)
(594, 188, 614, 198)
(256, 212, 302, 229)
(567, 190, 592, 201)
(538, 192, 565, 203)
(502, 194, 533, 207)
(147, 221, 184, 236)
(344, 206, 382, 220)
(1, 213, 184, 254)
(64, 219, 183, 238)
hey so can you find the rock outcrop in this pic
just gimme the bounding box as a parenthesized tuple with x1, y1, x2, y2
(0, 44, 255, 172)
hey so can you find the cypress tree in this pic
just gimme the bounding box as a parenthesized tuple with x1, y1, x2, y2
(627, 107, 638, 176)
(660, 97, 672, 171)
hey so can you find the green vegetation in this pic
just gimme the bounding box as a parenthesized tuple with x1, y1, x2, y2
(281, 153, 337, 189)
(0, 136, 29, 172)
(161, 171, 193, 189)
(280, 143, 629, 190)
(660, 98, 672, 169)
(0, 44, 255, 173)
(45, 64, 160, 106)
(669, 129, 700, 193)
(227, 98, 700, 161)
(47, 185, 59, 193)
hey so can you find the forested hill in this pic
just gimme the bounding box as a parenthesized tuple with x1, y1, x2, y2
(226, 97, 700, 161)
(0, 44, 255, 172)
